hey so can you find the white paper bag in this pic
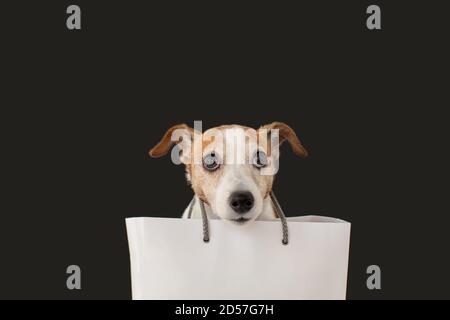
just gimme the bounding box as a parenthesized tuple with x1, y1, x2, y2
(126, 216, 351, 300)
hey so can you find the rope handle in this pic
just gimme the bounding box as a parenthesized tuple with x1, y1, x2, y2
(192, 191, 288, 245)
(269, 192, 289, 245)
(199, 200, 210, 243)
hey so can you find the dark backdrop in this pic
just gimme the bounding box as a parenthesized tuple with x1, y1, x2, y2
(1, 1, 449, 299)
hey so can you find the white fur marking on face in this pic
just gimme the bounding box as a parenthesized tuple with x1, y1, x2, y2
(209, 127, 267, 222)
(213, 163, 264, 222)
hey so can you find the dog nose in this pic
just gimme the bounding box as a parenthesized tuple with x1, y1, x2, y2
(229, 191, 254, 214)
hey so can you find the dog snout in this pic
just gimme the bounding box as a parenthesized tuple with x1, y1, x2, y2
(229, 191, 254, 214)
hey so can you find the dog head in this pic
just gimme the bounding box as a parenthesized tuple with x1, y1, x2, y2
(149, 122, 307, 224)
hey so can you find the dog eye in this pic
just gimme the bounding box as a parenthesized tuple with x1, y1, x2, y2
(253, 151, 268, 169)
(203, 152, 220, 171)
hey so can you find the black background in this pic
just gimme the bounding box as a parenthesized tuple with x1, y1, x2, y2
(1, 1, 449, 299)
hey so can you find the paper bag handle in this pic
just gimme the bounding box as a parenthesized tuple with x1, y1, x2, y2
(194, 191, 289, 245)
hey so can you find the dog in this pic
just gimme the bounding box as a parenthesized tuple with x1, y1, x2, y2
(149, 122, 307, 224)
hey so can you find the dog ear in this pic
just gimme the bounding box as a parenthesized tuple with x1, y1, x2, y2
(149, 124, 195, 158)
(260, 122, 308, 158)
